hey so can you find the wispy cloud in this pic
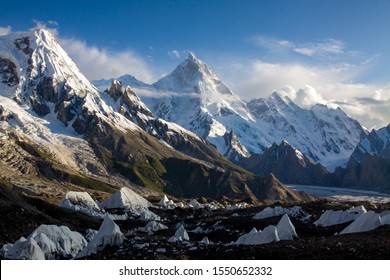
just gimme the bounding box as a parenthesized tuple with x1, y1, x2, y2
(0, 25, 12, 36)
(61, 38, 155, 82)
(249, 36, 294, 51)
(293, 39, 345, 57)
(250, 35, 350, 59)
(168, 49, 181, 59)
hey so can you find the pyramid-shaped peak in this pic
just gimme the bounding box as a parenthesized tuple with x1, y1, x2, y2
(187, 51, 199, 62)
(153, 52, 232, 95)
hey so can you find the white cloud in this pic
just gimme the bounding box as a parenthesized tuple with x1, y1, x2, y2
(220, 58, 390, 129)
(249, 36, 294, 51)
(60, 38, 155, 82)
(295, 85, 327, 107)
(0, 25, 12, 36)
(293, 39, 345, 57)
(168, 50, 181, 59)
(250, 35, 348, 59)
(227, 60, 359, 99)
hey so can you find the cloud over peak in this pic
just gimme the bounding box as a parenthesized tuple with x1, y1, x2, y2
(168, 49, 181, 59)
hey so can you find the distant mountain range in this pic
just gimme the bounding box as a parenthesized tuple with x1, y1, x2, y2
(94, 53, 367, 171)
(0, 28, 312, 202)
(93, 51, 390, 193)
(1, 28, 389, 203)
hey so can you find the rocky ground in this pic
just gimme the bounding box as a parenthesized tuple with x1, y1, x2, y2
(1, 185, 390, 260)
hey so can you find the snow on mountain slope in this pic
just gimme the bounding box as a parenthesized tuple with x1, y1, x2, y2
(0, 29, 91, 104)
(0, 28, 142, 131)
(147, 53, 252, 161)
(0, 29, 144, 174)
(0, 95, 107, 174)
(100, 53, 366, 170)
(247, 93, 367, 170)
(348, 123, 390, 165)
(0, 29, 313, 202)
(92, 54, 254, 162)
(102, 79, 239, 165)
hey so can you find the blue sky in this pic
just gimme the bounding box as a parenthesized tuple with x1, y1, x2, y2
(1, 0, 390, 128)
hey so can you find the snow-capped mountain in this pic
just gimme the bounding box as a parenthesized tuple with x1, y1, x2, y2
(348, 124, 390, 166)
(246, 93, 368, 170)
(102, 80, 235, 164)
(145, 52, 253, 162)
(97, 53, 367, 170)
(0, 28, 306, 202)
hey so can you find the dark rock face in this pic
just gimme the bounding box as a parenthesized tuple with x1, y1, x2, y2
(0, 105, 13, 121)
(222, 130, 250, 163)
(0, 58, 19, 87)
(14, 37, 33, 56)
(333, 153, 390, 193)
(327, 124, 390, 193)
(36, 77, 57, 103)
(28, 95, 50, 116)
(122, 87, 154, 118)
(105, 80, 123, 101)
(240, 141, 329, 186)
(161, 158, 312, 202)
(348, 124, 390, 167)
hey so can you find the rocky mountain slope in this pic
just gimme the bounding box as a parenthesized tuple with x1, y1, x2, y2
(241, 140, 329, 185)
(331, 124, 390, 193)
(348, 124, 390, 166)
(0, 28, 309, 202)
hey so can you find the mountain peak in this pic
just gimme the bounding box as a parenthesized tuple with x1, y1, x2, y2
(187, 51, 198, 62)
(153, 53, 235, 97)
(269, 91, 293, 104)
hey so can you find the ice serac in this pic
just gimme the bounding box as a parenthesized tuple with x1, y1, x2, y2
(77, 214, 125, 258)
(28, 224, 87, 258)
(313, 207, 365, 227)
(58, 191, 104, 218)
(276, 214, 297, 240)
(99, 187, 152, 213)
(235, 225, 279, 245)
(5, 237, 45, 260)
(340, 211, 383, 235)
(168, 225, 190, 242)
